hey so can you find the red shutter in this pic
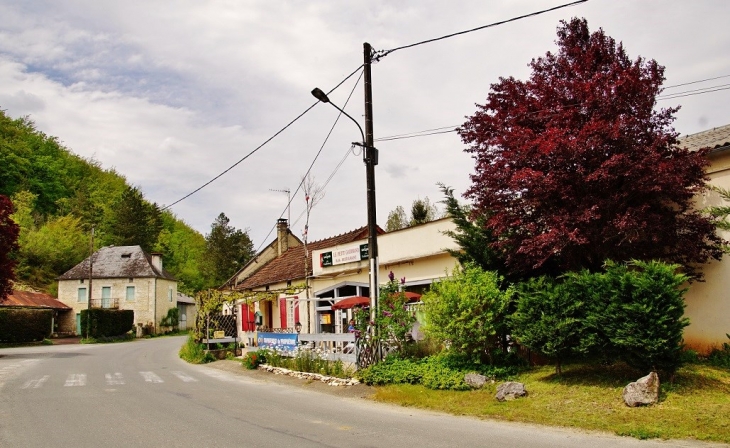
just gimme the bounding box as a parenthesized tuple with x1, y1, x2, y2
(241, 304, 248, 331)
(279, 298, 287, 329)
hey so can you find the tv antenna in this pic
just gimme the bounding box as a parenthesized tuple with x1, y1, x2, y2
(270, 188, 291, 226)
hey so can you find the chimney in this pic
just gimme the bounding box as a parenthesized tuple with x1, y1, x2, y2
(150, 252, 163, 272)
(277, 219, 289, 256)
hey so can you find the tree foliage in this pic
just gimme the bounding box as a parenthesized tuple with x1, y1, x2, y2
(202, 213, 255, 288)
(0, 195, 20, 301)
(385, 197, 440, 232)
(0, 109, 213, 293)
(438, 183, 508, 279)
(460, 18, 723, 279)
(513, 260, 690, 376)
(109, 186, 162, 252)
(422, 264, 514, 364)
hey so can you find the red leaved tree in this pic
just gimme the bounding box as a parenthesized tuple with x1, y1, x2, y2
(459, 18, 723, 279)
(0, 194, 20, 301)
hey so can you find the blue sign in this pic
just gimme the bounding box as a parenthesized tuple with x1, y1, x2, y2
(257, 332, 298, 351)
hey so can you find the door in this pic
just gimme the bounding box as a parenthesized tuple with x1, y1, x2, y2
(101, 286, 111, 308)
(75, 313, 81, 335)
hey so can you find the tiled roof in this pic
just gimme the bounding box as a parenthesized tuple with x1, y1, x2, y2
(235, 226, 379, 290)
(1, 290, 71, 310)
(679, 124, 730, 152)
(57, 245, 176, 281)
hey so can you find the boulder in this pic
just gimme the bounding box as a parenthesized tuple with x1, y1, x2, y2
(464, 373, 488, 389)
(623, 371, 659, 407)
(495, 381, 527, 401)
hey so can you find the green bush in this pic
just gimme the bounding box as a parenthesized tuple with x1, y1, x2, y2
(707, 334, 730, 369)
(0, 308, 53, 342)
(179, 334, 215, 364)
(242, 350, 266, 369)
(357, 354, 519, 390)
(512, 260, 689, 376)
(422, 264, 514, 364)
(80, 309, 134, 338)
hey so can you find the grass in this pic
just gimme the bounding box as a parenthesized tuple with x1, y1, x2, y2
(370, 362, 730, 443)
(178, 334, 215, 364)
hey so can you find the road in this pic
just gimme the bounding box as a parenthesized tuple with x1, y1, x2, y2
(0, 337, 725, 448)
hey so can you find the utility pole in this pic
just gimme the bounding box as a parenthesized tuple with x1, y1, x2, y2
(86, 226, 94, 339)
(363, 42, 379, 357)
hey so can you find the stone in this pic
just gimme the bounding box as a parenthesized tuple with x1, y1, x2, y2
(623, 372, 659, 407)
(495, 381, 527, 401)
(464, 373, 488, 389)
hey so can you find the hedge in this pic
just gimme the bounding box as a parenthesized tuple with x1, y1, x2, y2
(80, 309, 134, 338)
(0, 308, 53, 342)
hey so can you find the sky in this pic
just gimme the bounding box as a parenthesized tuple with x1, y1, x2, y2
(1, 0, 729, 249)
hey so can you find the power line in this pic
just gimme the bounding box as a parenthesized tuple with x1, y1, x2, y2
(161, 64, 364, 211)
(664, 74, 730, 90)
(372, 0, 588, 61)
(253, 70, 364, 253)
(658, 85, 730, 100)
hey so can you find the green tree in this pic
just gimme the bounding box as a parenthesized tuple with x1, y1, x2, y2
(154, 210, 207, 293)
(422, 264, 514, 364)
(202, 213, 255, 287)
(109, 186, 162, 252)
(385, 205, 408, 232)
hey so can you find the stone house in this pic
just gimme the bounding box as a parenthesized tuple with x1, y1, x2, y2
(56, 245, 177, 335)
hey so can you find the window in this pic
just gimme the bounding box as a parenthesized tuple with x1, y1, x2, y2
(77, 287, 87, 303)
(126, 286, 135, 301)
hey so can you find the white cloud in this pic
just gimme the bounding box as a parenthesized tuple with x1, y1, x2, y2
(0, 0, 729, 247)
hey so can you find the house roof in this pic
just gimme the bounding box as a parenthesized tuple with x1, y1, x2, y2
(177, 292, 196, 305)
(220, 226, 302, 289)
(234, 225, 381, 290)
(57, 245, 176, 281)
(1, 290, 71, 310)
(679, 124, 730, 153)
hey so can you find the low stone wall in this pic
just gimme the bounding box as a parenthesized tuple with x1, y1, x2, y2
(258, 364, 360, 386)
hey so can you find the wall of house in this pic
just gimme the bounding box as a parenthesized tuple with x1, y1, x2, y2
(57, 277, 176, 335)
(155, 279, 177, 332)
(684, 152, 730, 354)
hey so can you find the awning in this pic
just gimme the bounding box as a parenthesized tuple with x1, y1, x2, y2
(331, 296, 370, 310)
(331, 292, 422, 311)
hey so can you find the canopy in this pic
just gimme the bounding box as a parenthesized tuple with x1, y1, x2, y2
(331, 296, 370, 310)
(331, 292, 422, 311)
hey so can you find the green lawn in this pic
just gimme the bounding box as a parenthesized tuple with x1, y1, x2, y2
(371, 363, 730, 443)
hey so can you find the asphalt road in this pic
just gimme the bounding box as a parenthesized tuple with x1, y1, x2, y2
(0, 337, 726, 448)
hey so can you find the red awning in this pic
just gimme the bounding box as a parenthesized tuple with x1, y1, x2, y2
(331, 292, 422, 310)
(332, 296, 370, 310)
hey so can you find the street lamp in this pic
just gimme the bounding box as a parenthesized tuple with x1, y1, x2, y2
(311, 86, 379, 341)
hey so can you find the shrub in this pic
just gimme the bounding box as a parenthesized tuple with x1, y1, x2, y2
(512, 260, 690, 376)
(422, 264, 514, 364)
(179, 334, 215, 364)
(242, 350, 266, 369)
(707, 334, 730, 369)
(0, 308, 53, 342)
(80, 309, 134, 338)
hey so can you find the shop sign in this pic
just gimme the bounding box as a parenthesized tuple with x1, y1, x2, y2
(257, 332, 298, 351)
(320, 243, 368, 267)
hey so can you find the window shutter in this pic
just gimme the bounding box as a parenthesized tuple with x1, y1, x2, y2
(279, 298, 287, 329)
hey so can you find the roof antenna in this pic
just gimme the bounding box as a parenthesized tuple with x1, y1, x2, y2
(270, 188, 291, 226)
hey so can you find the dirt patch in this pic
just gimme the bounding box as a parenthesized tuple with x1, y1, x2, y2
(206, 359, 376, 399)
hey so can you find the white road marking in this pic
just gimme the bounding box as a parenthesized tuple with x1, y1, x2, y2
(105, 373, 125, 385)
(139, 371, 163, 383)
(21, 375, 49, 389)
(64, 374, 86, 387)
(171, 371, 198, 382)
